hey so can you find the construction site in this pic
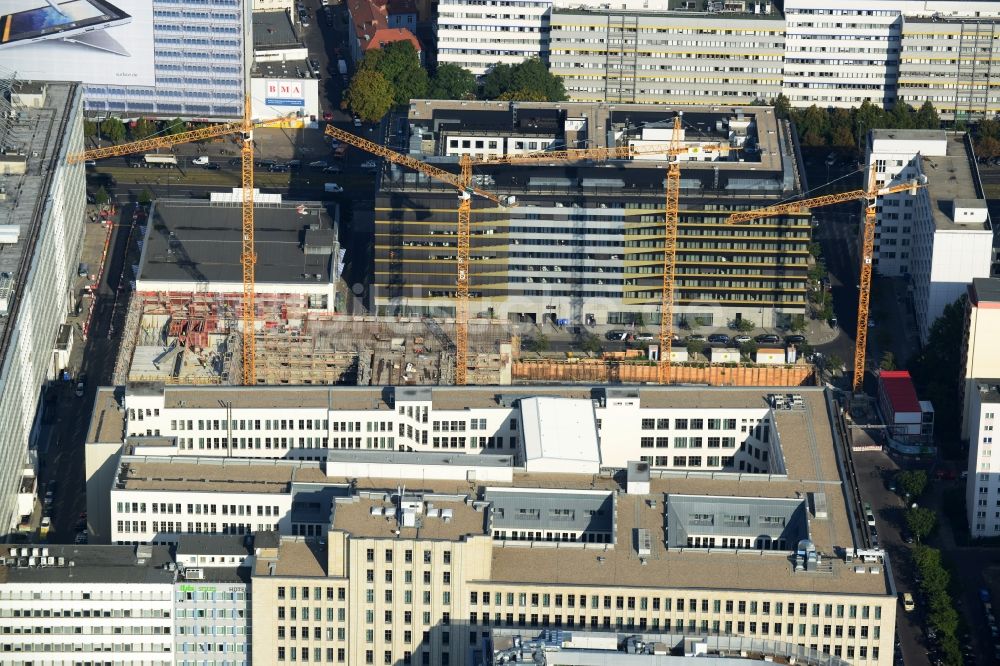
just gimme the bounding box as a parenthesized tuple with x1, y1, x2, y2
(112, 293, 518, 386)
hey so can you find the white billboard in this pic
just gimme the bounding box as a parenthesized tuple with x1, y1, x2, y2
(265, 80, 305, 107)
(0, 0, 155, 86)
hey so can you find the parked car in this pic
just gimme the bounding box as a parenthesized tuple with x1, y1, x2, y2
(605, 330, 627, 341)
(323, 112, 333, 121)
(785, 334, 806, 344)
(707, 333, 730, 345)
(203, 163, 221, 170)
(635, 333, 655, 342)
(309, 160, 328, 169)
(755, 334, 780, 344)
(322, 165, 342, 173)
(733, 334, 752, 344)
(353, 116, 363, 127)
(268, 164, 289, 172)
(324, 183, 343, 193)
(902, 592, 915, 612)
(75, 374, 86, 397)
(686, 334, 705, 342)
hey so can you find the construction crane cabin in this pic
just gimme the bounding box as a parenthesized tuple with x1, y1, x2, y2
(66, 95, 289, 386)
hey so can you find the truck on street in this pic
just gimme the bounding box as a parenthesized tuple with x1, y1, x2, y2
(143, 153, 177, 168)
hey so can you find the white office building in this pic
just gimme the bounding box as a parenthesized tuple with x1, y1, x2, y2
(114, 384, 781, 473)
(0, 82, 86, 532)
(866, 129, 992, 343)
(966, 380, 1000, 539)
(0, 544, 176, 665)
(173, 534, 253, 666)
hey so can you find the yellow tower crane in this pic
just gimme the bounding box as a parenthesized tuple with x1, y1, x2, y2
(67, 95, 292, 385)
(726, 167, 923, 392)
(473, 116, 728, 384)
(323, 125, 503, 385)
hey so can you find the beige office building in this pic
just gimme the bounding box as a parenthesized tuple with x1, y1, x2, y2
(250, 388, 896, 666)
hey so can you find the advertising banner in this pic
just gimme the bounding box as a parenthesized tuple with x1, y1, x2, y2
(265, 80, 305, 107)
(0, 0, 155, 86)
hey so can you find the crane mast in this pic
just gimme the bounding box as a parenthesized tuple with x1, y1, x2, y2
(658, 117, 682, 384)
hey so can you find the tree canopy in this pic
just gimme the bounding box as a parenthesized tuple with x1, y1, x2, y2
(358, 40, 428, 107)
(345, 70, 394, 122)
(895, 469, 928, 499)
(780, 99, 941, 150)
(100, 117, 126, 144)
(909, 296, 966, 454)
(428, 64, 477, 100)
(481, 58, 566, 102)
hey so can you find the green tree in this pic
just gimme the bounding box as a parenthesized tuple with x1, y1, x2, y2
(100, 117, 126, 144)
(84, 120, 98, 141)
(686, 339, 706, 356)
(790, 314, 806, 333)
(808, 258, 827, 282)
(480, 58, 566, 102)
(131, 118, 158, 140)
(137, 189, 153, 206)
(429, 64, 476, 100)
(977, 135, 1000, 159)
(735, 318, 755, 333)
(909, 296, 966, 451)
(906, 507, 937, 542)
(359, 40, 428, 106)
(916, 101, 940, 129)
(525, 334, 549, 352)
(163, 118, 186, 136)
(879, 351, 896, 370)
(345, 70, 394, 122)
(93, 186, 109, 205)
(896, 469, 928, 499)
(771, 93, 791, 120)
(739, 340, 758, 359)
(853, 100, 883, 149)
(579, 333, 602, 354)
(829, 107, 854, 147)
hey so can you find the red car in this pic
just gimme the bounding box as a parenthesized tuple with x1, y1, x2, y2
(323, 112, 333, 121)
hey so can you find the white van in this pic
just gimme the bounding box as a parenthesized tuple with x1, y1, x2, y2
(192, 155, 209, 165)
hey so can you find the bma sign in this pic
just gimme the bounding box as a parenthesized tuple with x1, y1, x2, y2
(266, 80, 305, 106)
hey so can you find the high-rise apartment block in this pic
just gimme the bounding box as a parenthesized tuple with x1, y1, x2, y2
(437, 0, 1000, 119)
(961, 278, 1000, 440)
(965, 380, 1000, 539)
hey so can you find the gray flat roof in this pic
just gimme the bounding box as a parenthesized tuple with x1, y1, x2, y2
(922, 135, 990, 232)
(485, 487, 615, 535)
(973, 380, 1000, 404)
(139, 199, 337, 285)
(664, 494, 809, 549)
(0, 545, 174, 585)
(870, 129, 947, 142)
(971, 277, 1000, 305)
(252, 11, 300, 49)
(252, 59, 312, 80)
(176, 534, 251, 557)
(326, 449, 515, 467)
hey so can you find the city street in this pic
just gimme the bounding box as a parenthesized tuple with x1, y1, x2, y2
(34, 204, 143, 544)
